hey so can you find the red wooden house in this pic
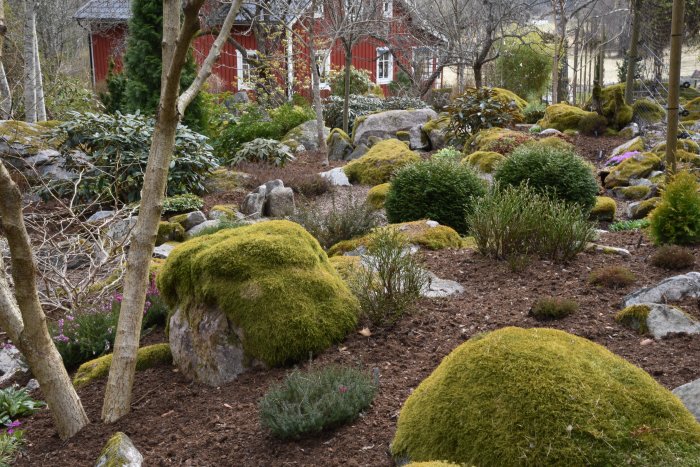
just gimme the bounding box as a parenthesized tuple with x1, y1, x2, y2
(74, 0, 442, 97)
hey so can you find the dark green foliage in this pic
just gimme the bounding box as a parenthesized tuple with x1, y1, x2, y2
(650, 245, 695, 270)
(529, 297, 578, 320)
(609, 218, 650, 231)
(494, 36, 552, 100)
(467, 184, 595, 263)
(232, 138, 294, 166)
(385, 159, 486, 234)
(494, 145, 598, 212)
(447, 87, 520, 141)
(52, 307, 119, 370)
(588, 266, 637, 288)
(523, 102, 546, 124)
(291, 192, 380, 249)
(49, 112, 216, 204)
(388, 70, 415, 97)
(577, 113, 608, 136)
(349, 227, 429, 326)
(161, 194, 204, 214)
(214, 103, 314, 160)
(0, 387, 45, 424)
(330, 67, 373, 96)
(44, 75, 102, 120)
(102, 61, 127, 114)
(650, 172, 700, 245)
(259, 366, 377, 439)
(323, 95, 429, 131)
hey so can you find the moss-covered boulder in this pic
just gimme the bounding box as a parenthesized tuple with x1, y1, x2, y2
(73, 343, 172, 388)
(604, 152, 662, 188)
(491, 87, 528, 111)
(629, 197, 661, 219)
(156, 221, 185, 246)
(599, 84, 633, 129)
(352, 108, 437, 148)
(366, 182, 390, 210)
(613, 184, 651, 200)
(537, 103, 598, 132)
(328, 220, 463, 256)
(682, 97, 700, 121)
(527, 135, 575, 152)
(343, 139, 419, 185)
(590, 196, 616, 221)
(421, 114, 450, 150)
(281, 119, 331, 152)
(328, 255, 361, 282)
(461, 151, 505, 173)
(95, 432, 143, 467)
(652, 139, 700, 156)
(391, 327, 700, 466)
(466, 127, 533, 155)
(157, 220, 359, 386)
(633, 98, 665, 122)
(611, 136, 645, 157)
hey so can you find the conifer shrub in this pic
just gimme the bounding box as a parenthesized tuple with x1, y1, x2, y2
(650, 245, 696, 270)
(366, 183, 391, 210)
(649, 171, 700, 245)
(529, 297, 578, 320)
(259, 366, 377, 439)
(494, 145, 598, 212)
(385, 159, 486, 234)
(588, 266, 636, 289)
(391, 327, 700, 466)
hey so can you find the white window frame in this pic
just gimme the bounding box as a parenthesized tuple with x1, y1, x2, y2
(314, 49, 331, 90)
(376, 48, 393, 84)
(383, 0, 393, 17)
(236, 49, 257, 90)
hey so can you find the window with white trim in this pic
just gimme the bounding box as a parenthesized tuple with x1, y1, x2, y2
(314, 50, 331, 89)
(236, 49, 257, 90)
(383, 0, 393, 17)
(376, 48, 393, 84)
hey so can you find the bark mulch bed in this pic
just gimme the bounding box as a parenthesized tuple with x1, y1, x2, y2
(17, 230, 700, 466)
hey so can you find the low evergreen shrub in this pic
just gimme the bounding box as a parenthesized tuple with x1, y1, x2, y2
(577, 113, 608, 136)
(231, 138, 294, 167)
(649, 171, 700, 245)
(529, 297, 578, 320)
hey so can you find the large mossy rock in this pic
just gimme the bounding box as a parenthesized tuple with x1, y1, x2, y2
(461, 151, 505, 173)
(421, 114, 450, 150)
(682, 97, 700, 121)
(537, 103, 598, 131)
(466, 127, 533, 155)
(633, 98, 665, 122)
(604, 152, 662, 188)
(598, 84, 633, 129)
(343, 139, 419, 185)
(352, 108, 437, 148)
(281, 119, 331, 152)
(157, 220, 359, 386)
(391, 327, 700, 466)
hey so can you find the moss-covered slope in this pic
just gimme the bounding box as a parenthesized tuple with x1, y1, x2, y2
(343, 139, 419, 185)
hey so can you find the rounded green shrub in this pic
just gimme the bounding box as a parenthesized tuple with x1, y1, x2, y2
(157, 220, 360, 367)
(632, 98, 665, 122)
(528, 136, 574, 152)
(343, 139, 420, 185)
(385, 160, 486, 234)
(649, 171, 700, 245)
(466, 127, 534, 155)
(494, 145, 599, 212)
(366, 183, 390, 210)
(391, 327, 700, 465)
(462, 151, 505, 173)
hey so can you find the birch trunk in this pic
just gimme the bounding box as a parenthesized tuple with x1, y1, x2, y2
(624, 0, 641, 104)
(23, 0, 37, 123)
(33, 31, 46, 121)
(0, 162, 89, 440)
(102, 0, 242, 423)
(0, 0, 11, 119)
(308, 0, 328, 164)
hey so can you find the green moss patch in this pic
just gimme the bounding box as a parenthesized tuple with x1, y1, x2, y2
(467, 128, 533, 155)
(367, 183, 390, 210)
(537, 103, 598, 131)
(391, 327, 700, 465)
(599, 84, 633, 129)
(343, 139, 419, 185)
(157, 220, 359, 368)
(653, 139, 700, 156)
(614, 185, 651, 200)
(632, 98, 665, 122)
(73, 343, 172, 388)
(328, 256, 361, 282)
(615, 304, 651, 334)
(589, 196, 616, 221)
(604, 152, 662, 188)
(462, 151, 505, 173)
(156, 221, 185, 246)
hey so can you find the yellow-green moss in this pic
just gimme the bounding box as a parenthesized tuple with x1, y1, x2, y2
(527, 135, 575, 152)
(653, 139, 700, 156)
(462, 151, 505, 173)
(209, 204, 238, 218)
(632, 98, 665, 122)
(367, 182, 390, 210)
(168, 213, 188, 226)
(391, 327, 700, 465)
(616, 185, 651, 200)
(87, 268, 123, 294)
(204, 168, 243, 193)
(328, 255, 361, 282)
(422, 115, 450, 134)
(150, 258, 166, 278)
(327, 128, 351, 145)
(328, 221, 464, 256)
(491, 87, 527, 114)
(604, 152, 662, 188)
(405, 462, 462, 467)
(156, 221, 185, 246)
(589, 196, 616, 221)
(682, 97, 700, 121)
(343, 139, 420, 185)
(599, 84, 633, 129)
(537, 103, 598, 131)
(615, 304, 651, 334)
(0, 120, 52, 151)
(631, 197, 661, 219)
(73, 343, 172, 388)
(157, 220, 359, 368)
(466, 128, 533, 155)
(96, 432, 137, 467)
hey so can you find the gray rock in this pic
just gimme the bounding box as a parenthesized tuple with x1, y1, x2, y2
(38, 164, 75, 182)
(422, 115, 449, 150)
(644, 303, 700, 338)
(88, 210, 115, 223)
(624, 272, 700, 307)
(348, 143, 369, 160)
(327, 131, 354, 161)
(673, 378, 700, 422)
(25, 379, 39, 392)
(107, 217, 137, 244)
(266, 186, 295, 217)
(169, 305, 265, 386)
(231, 91, 250, 104)
(241, 185, 267, 219)
(629, 178, 653, 187)
(177, 210, 207, 230)
(208, 206, 239, 220)
(539, 128, 563, 136)
(263, 179, 284, 194)
(0, 347, 27, 385)
(353, 109, 438, 147)
(186, 219, 220, 236)
(24, 149, 59, 167)
(585, 243, 631, 257)
(153, 243, 177, 259)
(95, 432, 143, 467)
(319, 167, 351, 186)
(610, 136, 644, 157)
(409, 126, 430, 150)
(281, 120, 330, 152)
(421, 271, 464, 298)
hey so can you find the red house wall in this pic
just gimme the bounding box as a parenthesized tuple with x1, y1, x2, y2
(90, 24, 127, 85)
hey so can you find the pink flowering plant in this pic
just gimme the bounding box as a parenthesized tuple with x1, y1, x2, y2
(605, 150, 640, 167)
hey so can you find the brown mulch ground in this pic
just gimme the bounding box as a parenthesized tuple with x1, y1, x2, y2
(16, 135, 700, 466)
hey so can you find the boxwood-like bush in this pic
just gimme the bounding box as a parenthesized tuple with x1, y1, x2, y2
(385, 159, 486, 234)
(494, 145, 598, 212)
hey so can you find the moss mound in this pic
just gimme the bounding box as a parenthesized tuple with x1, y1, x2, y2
(633, 98, 665, 122)
(328, 255, 361, 282)
(598, 84, 633, 129)
(367, 182, 390, 210)
(391, 327, 700, 466)
(653, 139, 700, 156)
(528, 136, 574, 152)
(615, 185, 651, 200)
(73, 343, 172, 388)
(467, 127, 533, 155)
(537, 103, 598, 131)
(462, 151, 505, 173)
(682, 97, 700, 121)
(405, 462, 461, 467)
(615, 304, 651, 334)
(156, 221, 185, 246)
(590, 196, 616, 221)
(157, 220, 359, 367)
(604, 152, 662, 188)
(343, 139, 419, 185)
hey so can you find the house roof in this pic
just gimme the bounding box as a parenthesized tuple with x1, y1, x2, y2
(74, 0, 131, 22)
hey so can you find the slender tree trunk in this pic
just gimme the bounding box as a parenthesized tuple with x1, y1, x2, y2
(624, 0, 641, 104)
(0, 0, 11, 119)
(342, 41, 352, 134)
(0, 162, 89, 440)
(102, 0, 242, 423)
(572, 24, 580, 105)
(33, 31, 46, 121)
(23, 0, 37, 123)
(308, 0, 328, 163)
(473, 63, 483, 89)
(665, 0, 684, 177)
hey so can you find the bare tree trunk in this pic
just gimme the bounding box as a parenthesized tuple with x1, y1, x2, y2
(23, 0, 37, 123)
(473, 63, 483, 89)
(624, 0, 641, 104)
(342, 41, 352, 134)
(308, 0, 328, 164)
(0, 162, 89, 440)
(665, 0, 684, 177)
(572, 24, 580, 104)
(102, 0, 242, 423)
(33, 31, 46, 121)
(0, 0, 11, 119)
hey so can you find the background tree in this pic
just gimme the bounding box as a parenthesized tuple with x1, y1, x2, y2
(494, 34, 552, 99)
(23, 0, 46, 122)
(0, 0, 10, 118)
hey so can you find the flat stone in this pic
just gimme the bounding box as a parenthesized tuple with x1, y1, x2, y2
(186, 219, 220, 236)
(645, 303, 700, 338)
(319, 167, 351, 186)
(611, 136, 644, 157)
(95, 432, 143, 467)
(539, 128, 563, 136)
(88, 210, 115, 223)
(153, 243, 177, 259)
(585, 243, 631, 258)
(673, 378, 700, 422)
(624, 272, 700, 307)
(421, 271, 464, 298)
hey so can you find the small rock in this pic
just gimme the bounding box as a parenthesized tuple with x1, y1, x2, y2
(640, 338, 654, 346)
(425, 220, 439, 228)
(645, 303, 700, 338)
(319, 167, 351, 186)
(263, 179, 284, 194)
(672, 378, 700, 422)
(348, 143, 369, 160)
(186, 220, 221, 237)
(586, 243, 631, 258)
(539, 128, 563, 136)
(153, 243, 177, 259)
(176, 210, 207, 230)
(95, 432, 143, 467)
(266, 186, 295, 217)
(0, 347, 28, 385)
(88, 210, 115, 223)
(25, 379, 39, 391)
(241, 185, 267, 219)
(421, 271, 464, 298)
